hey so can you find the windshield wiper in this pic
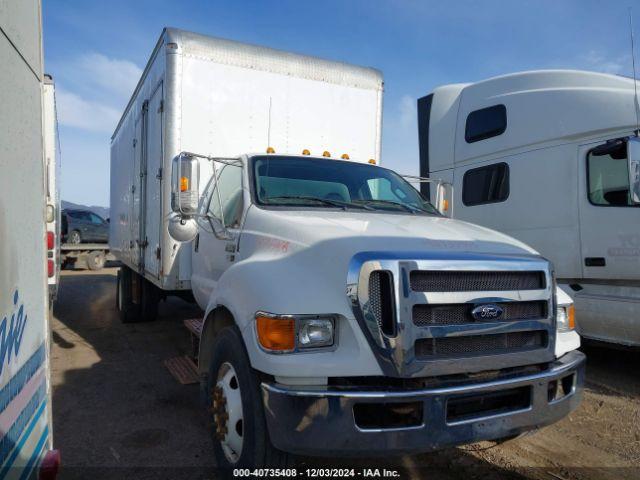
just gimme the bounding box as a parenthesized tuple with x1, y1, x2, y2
(353, 199, 422, 213)
(263, 195, 354, 210)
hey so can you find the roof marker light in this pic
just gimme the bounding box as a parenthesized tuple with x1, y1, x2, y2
(302, 149, 310, 155)
(266, 147, 275, 154)
(323, 151, 331, 157)
(341, 154, 350, 159)
(368, 159, 376, 165)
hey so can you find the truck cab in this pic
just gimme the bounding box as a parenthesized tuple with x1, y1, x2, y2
(169, 150, 585, 466)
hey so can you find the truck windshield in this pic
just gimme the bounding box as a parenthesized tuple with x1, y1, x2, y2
(252, 156, 439, 215)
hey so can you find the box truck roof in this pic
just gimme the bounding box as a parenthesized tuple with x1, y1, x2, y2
(112, 27, 383, 140)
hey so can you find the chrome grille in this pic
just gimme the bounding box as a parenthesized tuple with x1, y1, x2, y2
(413, 301, 547, 327)
(415, 331, 547, 359)
(410, 270, 545, 292)
(368, 272, 383, 328)
(368, 271, 396, 336)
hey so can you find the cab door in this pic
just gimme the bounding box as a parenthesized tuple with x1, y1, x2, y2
(191, 161, 245, 308)
(578, 138, 640, 280)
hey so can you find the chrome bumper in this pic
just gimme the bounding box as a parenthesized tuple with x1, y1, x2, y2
(261, 350, 585, 456)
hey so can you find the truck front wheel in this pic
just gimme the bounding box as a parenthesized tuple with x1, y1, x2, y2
(207, 326, 292, 470)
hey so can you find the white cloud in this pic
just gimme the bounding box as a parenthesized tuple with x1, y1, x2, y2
(580, 50, 630, 75)
(75, 53, 142, 99)
(56, 87, 121, 133)
(398, 94, 416, 128)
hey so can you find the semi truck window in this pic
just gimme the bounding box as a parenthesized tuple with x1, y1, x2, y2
(208, 164, 244, 228)
(465, 104, 507, 143)
(462, 163, 509, 206)
(587, 143, 636, 207)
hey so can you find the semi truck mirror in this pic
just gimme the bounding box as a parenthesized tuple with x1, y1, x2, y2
(627, 137, 640, 204)
(172, 154, 200, 215)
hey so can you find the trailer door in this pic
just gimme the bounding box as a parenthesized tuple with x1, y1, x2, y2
(142, 83, 163, 278)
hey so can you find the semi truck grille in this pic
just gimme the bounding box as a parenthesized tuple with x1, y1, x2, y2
(412, 301, 547, 327)
(415, 331, 547, 359)
(409, 270, 545, 292)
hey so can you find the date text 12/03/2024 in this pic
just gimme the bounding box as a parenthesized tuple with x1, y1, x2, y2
(232, 469, 401, 478)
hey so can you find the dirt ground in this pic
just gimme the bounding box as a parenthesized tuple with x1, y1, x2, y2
(51, 268, 640, 479)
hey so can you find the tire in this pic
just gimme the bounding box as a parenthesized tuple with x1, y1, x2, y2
(87, 251, 106, 270)
(68, 230, 81, 244)
(139, 278, 159, 322)
(116, 267, 140, 323)
(207, 327, 293, 471)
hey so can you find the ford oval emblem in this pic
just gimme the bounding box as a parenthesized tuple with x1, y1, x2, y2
(471, 304, 504, 321)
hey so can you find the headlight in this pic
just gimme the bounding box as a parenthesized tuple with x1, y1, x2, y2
(556, 304, 575, 332)
(255, 313, 335, 353)
(298, 318, 334, 349)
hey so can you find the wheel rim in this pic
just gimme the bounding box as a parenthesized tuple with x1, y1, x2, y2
(70, 232, 80, 244)
(212, 362, 244, 464)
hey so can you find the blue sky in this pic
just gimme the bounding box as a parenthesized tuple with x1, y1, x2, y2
(43, 0, 638, 207)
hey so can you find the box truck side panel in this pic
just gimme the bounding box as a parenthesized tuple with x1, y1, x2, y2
(142, 83, 164, 278)
(179, 56, 381, 163)
(1, 0, 54, 473)
(110, 46, 166, 279)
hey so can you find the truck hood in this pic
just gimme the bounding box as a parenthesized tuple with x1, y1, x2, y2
(243, 207, 539, 257)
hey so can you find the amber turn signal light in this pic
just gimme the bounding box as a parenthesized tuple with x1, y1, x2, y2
(180, 177, 189, 192)
(568, 305, 575, 329)
(256, 315, 295, 351)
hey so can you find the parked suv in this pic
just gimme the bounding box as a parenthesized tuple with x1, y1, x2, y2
(62, 209, 109, 244)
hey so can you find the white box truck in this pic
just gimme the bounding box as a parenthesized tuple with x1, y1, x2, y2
(418, 70, 640, 347)
(111, 29, 585, 468)
(0, 0, 59, 477)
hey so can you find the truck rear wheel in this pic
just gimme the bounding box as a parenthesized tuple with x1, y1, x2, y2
(207, 326, 292, 470)
(87, 250, 106, 270)
(139, 279, 159, 322)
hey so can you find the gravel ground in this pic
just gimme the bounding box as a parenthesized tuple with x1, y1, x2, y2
(51, 268, 640, 479)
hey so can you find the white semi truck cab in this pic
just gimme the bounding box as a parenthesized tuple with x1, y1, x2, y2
(110, 29, 585, 468)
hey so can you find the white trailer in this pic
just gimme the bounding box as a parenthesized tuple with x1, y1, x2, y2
(418, 69, 640, 347)
(43, 74, 61, 302)
(110, 27, 383, 321)
(0, 0, 59, 477)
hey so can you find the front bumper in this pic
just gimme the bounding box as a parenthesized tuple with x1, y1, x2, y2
(261, 350, 585, 456)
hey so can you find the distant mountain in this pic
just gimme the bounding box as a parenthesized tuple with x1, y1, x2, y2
(61, 200, 110, 220)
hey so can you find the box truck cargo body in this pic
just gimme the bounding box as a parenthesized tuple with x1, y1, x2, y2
(110, 28, 383, 291)
(0, 0, 59, 476)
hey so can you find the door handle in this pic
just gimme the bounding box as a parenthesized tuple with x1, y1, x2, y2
(584, 257, 606, 267)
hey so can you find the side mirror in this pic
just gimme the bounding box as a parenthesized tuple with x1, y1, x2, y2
(627, 137, 640, 204)
(435, 181, 453, 217)
(171, 153, 200, 215)
(168, 153, 200, 243)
